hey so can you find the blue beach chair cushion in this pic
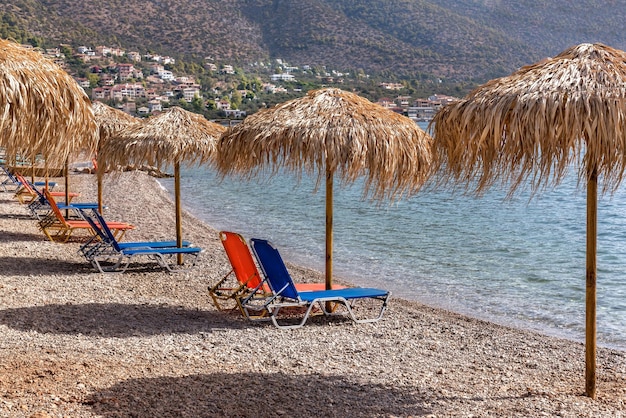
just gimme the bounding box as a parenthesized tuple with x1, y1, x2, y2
(249, 238, 390, 329)
(79, 208, 200, 273)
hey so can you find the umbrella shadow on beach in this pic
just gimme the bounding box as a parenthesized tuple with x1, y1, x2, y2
(0, 230, 48, 242)
(0, 303, 245, 337)
(86, 372, 431, 417)
(0, 212, 37, 221)
(0, 256, 89, 275)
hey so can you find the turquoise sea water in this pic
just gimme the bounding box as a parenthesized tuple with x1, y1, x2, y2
(159, 135, 626, 351)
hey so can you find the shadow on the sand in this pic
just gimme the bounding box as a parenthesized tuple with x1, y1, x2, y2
(0, 230, 46, 242)
(0, 303, 245, 336)
(86, 372, 431, 417)
(0, 212, 37, 221)
(0, 256, 89, 275)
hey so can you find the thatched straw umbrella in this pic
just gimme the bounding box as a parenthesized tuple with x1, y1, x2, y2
(217, 87, 433, 290)
(431, 42, 626, 398)
(99, 106, 224, 263)
(92, 101, 139, 213)
(0, 38, 97, 176)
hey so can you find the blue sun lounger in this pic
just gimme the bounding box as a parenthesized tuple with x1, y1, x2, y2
(28, 184, 99, 220)
(79, 208, 201, 273)
(249, 238, 390, 329)
(1, 166, 56, 192)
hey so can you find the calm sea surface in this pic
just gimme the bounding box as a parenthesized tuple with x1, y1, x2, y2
(159, 128, 626, 351)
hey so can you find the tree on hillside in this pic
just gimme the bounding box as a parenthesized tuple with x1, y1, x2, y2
(230, 90, 242, 110)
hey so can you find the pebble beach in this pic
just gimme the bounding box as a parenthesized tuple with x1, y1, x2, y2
(0, 170, 625, 417)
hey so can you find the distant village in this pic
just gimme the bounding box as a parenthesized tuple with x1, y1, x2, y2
(35, 43, 459, 122)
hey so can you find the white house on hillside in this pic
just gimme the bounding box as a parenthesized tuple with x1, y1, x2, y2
(270, 73, 295, 82)
(158, 70, 174, 81)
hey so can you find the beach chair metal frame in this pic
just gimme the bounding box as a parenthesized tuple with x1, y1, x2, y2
(209, 231, 272, 318)
(213, 231, 347, 320)
(249, 238, 390, 329)
(27, 183, 97, 220)
(13, 174, 67, 204)
(38, 189, 133, 242)
(1, 166, 56, 192)
(79, 208, 201, 273)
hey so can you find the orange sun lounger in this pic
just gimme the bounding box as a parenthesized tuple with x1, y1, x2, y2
(38, 188, 134, 243)
(13, 173, 78, 204)
(210, 231, 344, 317)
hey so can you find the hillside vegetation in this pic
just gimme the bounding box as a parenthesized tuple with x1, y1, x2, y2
(2, 0, 626, 82)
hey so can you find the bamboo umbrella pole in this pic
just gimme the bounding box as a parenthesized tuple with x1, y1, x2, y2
(325, 166, 335, 312)
(64, 158, 70, 206)
(62, 159, 69, 219)
(97, 165, 104, 214)
(44, 160, 49, 190)
(175, 161, 183, 265)
(325, 165, 334, 290)
(586, 170, 598, 399)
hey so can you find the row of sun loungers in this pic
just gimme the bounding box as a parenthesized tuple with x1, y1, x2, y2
(3, 166, 389, 329)
(2, 166, 201, 273)
(1, 166, 56, 192)
(210, 230, 390, 329)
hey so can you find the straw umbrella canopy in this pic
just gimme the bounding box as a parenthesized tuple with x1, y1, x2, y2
(431, 42, 626, 398)
(217, 87, 433, 290)
(92, 101, 139, 213)
(99, 106, 224, 261)
(93, 101, 139, 143)
(0, 38, 97, 173)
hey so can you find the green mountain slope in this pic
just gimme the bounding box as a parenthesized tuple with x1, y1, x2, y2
(2, 0, 626, 82)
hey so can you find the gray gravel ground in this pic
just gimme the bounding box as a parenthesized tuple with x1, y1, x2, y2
(0, 170, 624, 417)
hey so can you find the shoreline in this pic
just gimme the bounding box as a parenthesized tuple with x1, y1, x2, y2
(156, 174, 626, 354)
(0, 170, 624, 416)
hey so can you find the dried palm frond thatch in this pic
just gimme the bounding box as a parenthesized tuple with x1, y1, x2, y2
(98, 106, 225, 261)
(99, 106, 223, 171)
(217, 87, 433, 201)
(430, 43, 626, 399)
(217, 88, 433, 289)
(92, 101, 140, 212)
(0, 39, 96, 167)
(92, 101, 139, 144)
(432, 42, 626, 196)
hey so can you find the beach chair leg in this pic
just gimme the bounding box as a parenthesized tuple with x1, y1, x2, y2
(208, 271, 237, 311)
(92, 255, 130, 273)
(343, 295, 390, 324)
(266, 302, 318, 329)
(237, 294, 271, 321)
(156, 252, 200, 273)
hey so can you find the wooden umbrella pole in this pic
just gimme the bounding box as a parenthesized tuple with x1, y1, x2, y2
(44, 160, 49, 190)
(175, 162, 183, 265)
(325, 165, 333, 291)
(585, 169, 598, 399)
(64, 158, 70, 206)
(97, 167, 104, 214)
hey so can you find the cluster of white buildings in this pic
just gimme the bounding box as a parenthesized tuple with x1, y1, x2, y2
(74, 45, 175, 65)
(37, 42, 459, 119)
(377, 94, 459, 121)
(76, 60, 202, 113)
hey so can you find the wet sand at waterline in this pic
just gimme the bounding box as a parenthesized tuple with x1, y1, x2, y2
(0, 170, 624, 417)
